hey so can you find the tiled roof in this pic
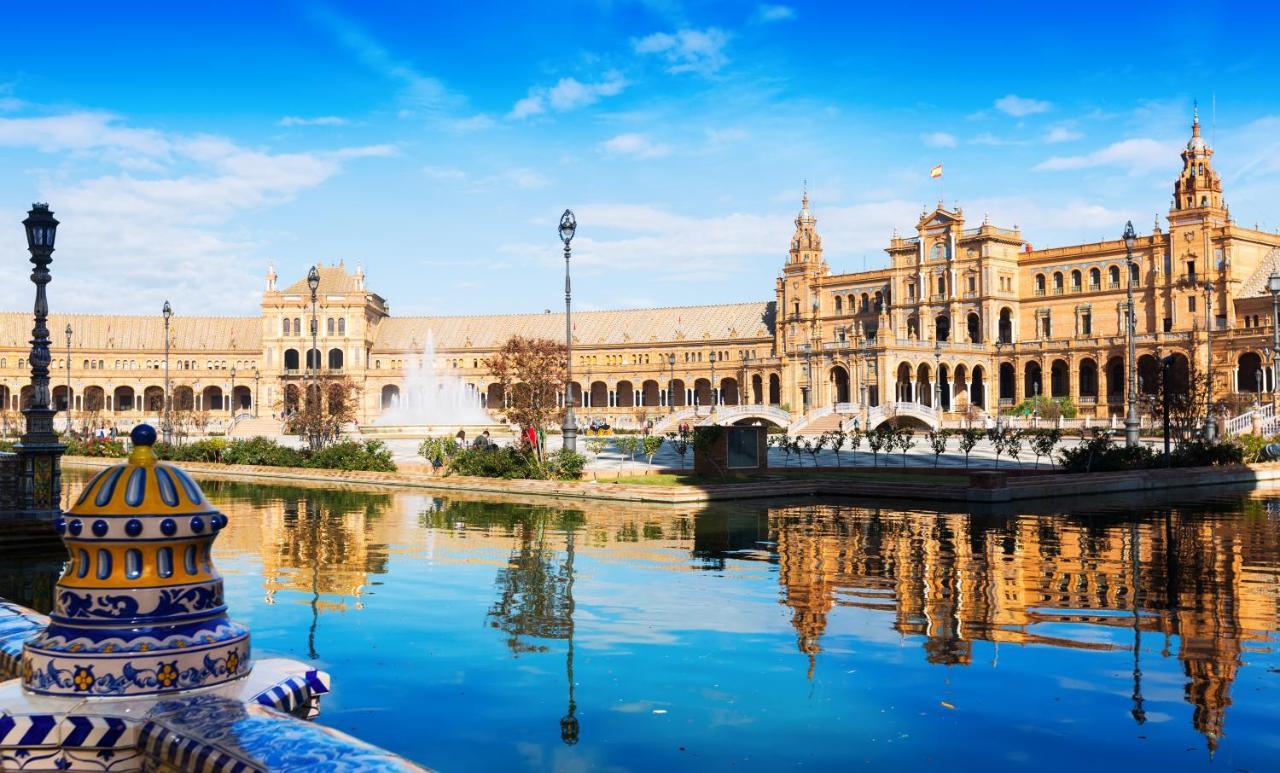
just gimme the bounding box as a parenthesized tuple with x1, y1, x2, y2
(1239, 248, 1280, 298)
(0, 313, 261, 352)
(371, 302, 775, 352)
(279, 263, 364, 295)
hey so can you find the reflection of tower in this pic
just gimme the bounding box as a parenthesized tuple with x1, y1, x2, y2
(307, 497, 321, 660)
(1129, 518, 1146, 724)
(560, 525, 579, 746)
(775, 512, 836, 678)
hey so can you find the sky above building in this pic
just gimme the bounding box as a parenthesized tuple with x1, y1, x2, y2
(0, 0, 1277, 318)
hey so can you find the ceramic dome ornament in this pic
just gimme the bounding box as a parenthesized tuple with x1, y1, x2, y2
(22, 424, 251, 696)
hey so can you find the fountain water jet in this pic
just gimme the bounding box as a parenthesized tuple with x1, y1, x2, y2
(372, 330, 498, 434)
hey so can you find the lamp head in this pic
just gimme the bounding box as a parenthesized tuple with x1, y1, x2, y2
(307, 265, 320, 293)
(65, 323, 72, 339)
(559, 209, 577, 245)
(162, 300, 172, 321)
(1122, 220, 1136, 252)
(23, 202, 58, 253)
(1267, 271, 1280, 295)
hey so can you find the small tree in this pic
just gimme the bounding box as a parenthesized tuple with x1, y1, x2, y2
(1006, 429, 1025, 468)
(847, 428, 864, 466)
(773, 434, 793, 467)
(585, 437, 609, 465)
(829, 429, 847, 467)
(926, 429, 949, 467)
(642, 434, 665, 465)
(282, 376, 361, 448)
(1030, 429, 1062, 469)
(486, 336, 566, 433)
(809, 433, 829, 467)
(798, 436, 814, 467)
(615, 435, 642, 465)
(988, 427, 1009, 469)
(895, 428, 916, 468)
(666, 430, 691, 470)
(789, 435, 806, 467)
(866, 427, 888, 467)
(958, 428, 981, 468)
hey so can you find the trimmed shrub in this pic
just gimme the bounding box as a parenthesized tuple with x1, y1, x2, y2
(219, 437, 306, 467)
(447, 446, 540, 479)
(64, 436, 127, 458)
(544, 449, 587, 480)
(306, 440, 396, 472)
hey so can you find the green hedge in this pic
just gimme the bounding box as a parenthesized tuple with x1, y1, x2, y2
(445, 445, 586, 481)
(58, 434, 397, 473)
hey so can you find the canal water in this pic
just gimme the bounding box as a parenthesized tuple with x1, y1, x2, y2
(6, 469, 1279, 770)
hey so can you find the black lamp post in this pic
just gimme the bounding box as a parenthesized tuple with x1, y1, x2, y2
(933, 339, 942, 412)
(1203, 281, 1215, 440)
(559, 210, 578, 453)
(667, 353, 676, 413)
(16, 202, 65, 517)
(994, 338, 1005, 430)
(162, 300, 173, 445)
(230, 366, 236, 415)
(253, 366, 260, 418)
(1267, 270, 1280, 408)
(64, 322, 72, 431)
(1123, 221, 1140, 447)
(709, 351, 717, 415)
(307, 265, 320, 450)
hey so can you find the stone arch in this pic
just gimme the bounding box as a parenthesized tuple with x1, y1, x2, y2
(616, 380, 635, 408)
(1024, 361, 1043, 400)
(768, 374, 781, 405)
(720, 377, 739, 406)
(113, 386, 135, 413)
(693, 378, 712, 406)
(1138, 354, 1159, 395)
(1237, 352, 1263, 392)
(751, 373, 764, 404)
(966, 312, 980, 343)
(83, 386, 105, 412)
(999, 362, 1016, 402)
(916, 362, 933, 407)
(953, 363, 969, 405)
(1105, 356, 1125, 402)
(829, 365, 850, 404)
(970, 364, 986, 408)
(284, 349, 300, 370)
(670, 379, 687, 407)
(1078, 358, 1098, 400)
(306, 349, 321, 370)
(202, 385, 224, 411)
(906, 315, 920, 339)
(143, 386, 164, 412)
(589, 381, 608, 408)
(937, 363, 950, 410)
(488, 382, 506, 408)
(1167, 352, 1190, 397)
(641, 379, 660, 407)
(382, 384, 401, 410)
(934, 315, 950, 342)
(327, 348, 343, 370)
(998, 307, 1014, 343)
(53, 385, 71, 413)
(284, 384, 301, 413)
(896, 362, 914, 402)
(1050, 359, 1070, 398)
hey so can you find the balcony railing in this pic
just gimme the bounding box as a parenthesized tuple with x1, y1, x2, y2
(1108, 281, 1120, 289)
(1088, 282, 1100, 291)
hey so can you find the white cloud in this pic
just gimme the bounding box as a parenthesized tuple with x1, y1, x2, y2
(921, 131, 957, 148)
(994, 94, 1051, 117)
(0, 111, 389, 314)
(450, 114, 497, 132)
(278, 115, 348, 127)
(1034, 138, 1178, 174)
(599, 133, 671, 159)
(756, 4, 796, 22)
(508, 72, 627, 119)
(421, 165, 551, 190)
(705, 127, 748, 145)
(1044, 126, 1083, 143)
(422, 165, 467, 181)
(633, 28, 729, 75)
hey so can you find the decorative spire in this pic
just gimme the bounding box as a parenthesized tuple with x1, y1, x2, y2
(1193, 100, 1200, 135)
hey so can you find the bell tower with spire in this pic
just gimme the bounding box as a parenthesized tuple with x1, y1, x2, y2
(784, 187, 828, 279)
(1169, 106, 1226, 221)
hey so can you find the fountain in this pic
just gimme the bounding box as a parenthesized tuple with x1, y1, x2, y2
(367, 331, 502, 439)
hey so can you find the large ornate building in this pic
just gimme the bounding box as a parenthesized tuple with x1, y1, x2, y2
(1, 112, 1278, 432)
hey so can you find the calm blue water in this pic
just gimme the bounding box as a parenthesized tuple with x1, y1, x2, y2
(16, 471, 1280, 770)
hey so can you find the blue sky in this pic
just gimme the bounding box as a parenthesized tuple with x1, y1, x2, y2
(1, 0, 1278, 317)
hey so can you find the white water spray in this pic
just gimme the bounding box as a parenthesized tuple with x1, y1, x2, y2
(374, 330, 493, 425)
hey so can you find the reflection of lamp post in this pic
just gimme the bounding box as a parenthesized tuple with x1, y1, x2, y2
(1129, 518, 1146, 725)
(64, 323, 72, 431)
(253, 366, 260, 418)
(559, 522, 579, 746)
(162, 300, 173, 445)
(1203, 281, 1215, 440)
(559, 210, 578, 453)
(307, 266, 320, 451)
(1123, 221, 1140, 447)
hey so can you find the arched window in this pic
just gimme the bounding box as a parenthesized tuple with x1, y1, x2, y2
(326, 318, 335, 335)
(1070, 270, 1081, 291)
(282, 318, 290, 335)
(834, 295, 843, 312)
(1052, 272, 1064, 293)
(937, 275, 946, 294)
(1089, 267, 1100, 289)
(337, 318, 346, 335)
(1108, 266, 1120, 287)
(293, 318, 301, 335)
(1035, 275, 1046, 294)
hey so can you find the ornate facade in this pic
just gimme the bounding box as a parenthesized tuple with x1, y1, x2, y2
(1, 112, 1277, 431)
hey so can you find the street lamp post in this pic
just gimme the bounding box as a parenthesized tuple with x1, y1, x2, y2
(559, 210, 578, 453)
(709, 351, 717, 415)
(933, 339, 942, 414)
(1203, 281, 1215, 440)
(994, 339, 1005, 430)
(230, 366, 236, 417)
(307, 266, 320, 451)
(162, 300, 173, 445)
(1123, 221, 1141, 448)
(253, 366, 260, 418)
(64, 323, 72, 432)
(667, 353, 676, 413)
(1267, 271, 1280, 409)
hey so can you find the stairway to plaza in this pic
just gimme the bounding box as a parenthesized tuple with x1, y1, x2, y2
(795, 412, 853, 435)
(228, 415, 285, 438)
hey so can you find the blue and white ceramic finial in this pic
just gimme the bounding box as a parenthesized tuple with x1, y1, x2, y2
(22, 423, 250, 696)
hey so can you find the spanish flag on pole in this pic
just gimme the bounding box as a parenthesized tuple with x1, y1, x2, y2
(930, 164, 944, 179)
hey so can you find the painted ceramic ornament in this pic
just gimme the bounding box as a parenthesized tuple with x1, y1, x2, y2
(21, 424, 252, 696)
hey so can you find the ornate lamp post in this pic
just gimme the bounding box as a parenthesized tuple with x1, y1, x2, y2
(1123, 221, 1140, 447)
(994, 339, 1006, 430)
(307, 265, 320, 451)
(933, 339, 942, 413)
(559, 210, 578, 453)
(162, 300, 173, 445)
(64, 323, 72, 432)
(16, 202, 65, 517)
(1267, 271, 1280, 408)
(667, 353, 676, 413)
(253, 366, 260, 418)
(230, 366, 236, 415)
(709, 351, 717, 415)
(1203, 281, 1215, 440)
